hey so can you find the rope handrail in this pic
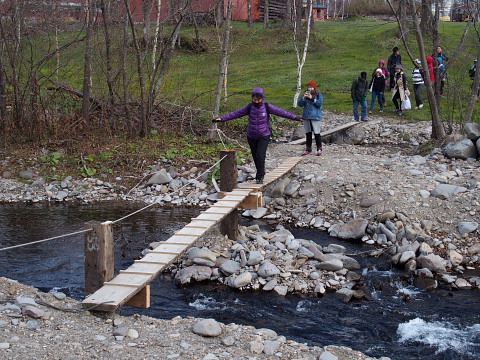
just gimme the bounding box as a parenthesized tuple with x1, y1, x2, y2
(0, 228, 93, 252)
(0, 154, 228, 252)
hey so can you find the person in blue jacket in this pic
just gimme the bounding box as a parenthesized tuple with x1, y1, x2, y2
(213, 88, 300, 184)
(297, 80, 324, 156)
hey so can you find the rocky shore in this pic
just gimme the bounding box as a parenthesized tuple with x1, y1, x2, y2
(1, 112, 479, 359)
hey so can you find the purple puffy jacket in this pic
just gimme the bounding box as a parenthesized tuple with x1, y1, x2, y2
(220, 88, 297, 139)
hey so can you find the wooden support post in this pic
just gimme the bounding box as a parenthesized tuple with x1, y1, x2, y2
(125, 285, 151, 308)
(84, 221, 114, 295)
(219, 150, 238, 240)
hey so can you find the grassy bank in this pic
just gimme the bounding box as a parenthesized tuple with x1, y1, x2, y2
(164, 18, 479, 123)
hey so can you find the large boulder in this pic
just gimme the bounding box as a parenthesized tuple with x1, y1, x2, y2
(430, 184, 468, 200)
(416, 254, 447, 274)
(464, 122, 480, 141)
(328, 219, 368, 240)
(331, 126, 366, 145)
(443, 138, 478, 160)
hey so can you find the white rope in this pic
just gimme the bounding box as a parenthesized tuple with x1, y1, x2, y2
(111, 154, 228, 224)
(0, 228, 93, 252)
(0, 155, 229, 251)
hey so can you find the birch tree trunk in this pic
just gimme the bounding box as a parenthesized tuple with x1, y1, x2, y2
(293, 0, 313, 107)
(152, 0, 162, 66)
(211, 0, 233, 141)
(101, 0, 115, 108)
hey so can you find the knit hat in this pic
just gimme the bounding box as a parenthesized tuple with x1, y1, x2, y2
(414, 59, 421, 65)
(376, 68, 383, 73)
(307, 80, 317, 88)
(379, 59, 386, 64)
(395, 64, 403, 70)
(360, 72, 367, 79)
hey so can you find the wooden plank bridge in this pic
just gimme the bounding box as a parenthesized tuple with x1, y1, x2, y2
(288, 121, 359, 145)
(82, 157, 301, 312)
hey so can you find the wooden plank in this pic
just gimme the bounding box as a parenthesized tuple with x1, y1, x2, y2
(119, 270, 156, 275)
(125, 285, 150, 308)
(149, 250, 181, 255)
(150, 244, 189, 254)
(289, 121, 359, 145)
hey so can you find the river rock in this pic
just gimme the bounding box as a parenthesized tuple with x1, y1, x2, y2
(317, 259, 343, 271)
(454, 278, 472, 290)
(262, 279, 277, 291)
(457, 221, 478, 235)
(251, 207, 268, 219)
(273, 285, 288, 296)
(328, 219, 368, 240)
(232, 272, 252, 288)
(416, 254, 447, 273)
(264, 340, 281, 355)
(319, 350, 339, 360)
(284, 181, 301, 196)
(414, 277, 437, 291)
(146, 169, 172, 185)
(323, 244, 346, 254)
(467, 244, 480, 255)
(376, 211, 396, 223)
(443, 138, 478, 160)
(431, 184, 468, 199)
(399, 250, 416, 265)
(271, 178, 290, 198)
(449, 250, 463, 267)
(323, 254, 360, 270)
(334, 288, 354, 302)
(22, 305, 45, 319)
(247, 251, 264, 266)
(359, 196, 380, 208)
(258, 262, 280, 278)
(188, 247, 217, 262)
(220, 260, 241, 275)
(175, 266, 212, 284)
(192, 319, 222, 337)
(308, 244, 325, 261)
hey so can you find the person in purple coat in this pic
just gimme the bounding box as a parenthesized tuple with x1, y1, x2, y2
(213, 88, 300, 184)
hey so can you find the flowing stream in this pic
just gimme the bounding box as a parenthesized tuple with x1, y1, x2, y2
(0, 202, 478, 360)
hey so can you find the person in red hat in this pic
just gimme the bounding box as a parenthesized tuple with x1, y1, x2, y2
(297, 80, 324, 156)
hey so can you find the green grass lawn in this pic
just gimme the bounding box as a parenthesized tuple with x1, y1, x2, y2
(162, 18, 479, 123)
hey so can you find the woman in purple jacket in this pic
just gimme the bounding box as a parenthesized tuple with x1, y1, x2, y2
(213, 88, 300, 184)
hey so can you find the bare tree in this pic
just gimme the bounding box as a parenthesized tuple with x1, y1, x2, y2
(264, 0, 270, 29)
(247, 0, 253, 28)
(388, 0, 446, 140)
(211, 0, 234, 142)
(293, 0, 314, 107)
(283, 0, 293, 29)
(82, 0, 97, 126)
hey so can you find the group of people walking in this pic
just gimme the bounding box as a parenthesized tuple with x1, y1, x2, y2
(212, 45, 468, 183)
(352, 45, 452, 120)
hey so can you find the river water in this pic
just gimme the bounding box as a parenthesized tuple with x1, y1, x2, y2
(0, 203, 479, 360)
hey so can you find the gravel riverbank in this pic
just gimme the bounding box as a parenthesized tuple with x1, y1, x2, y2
(1, 111, 479, 359)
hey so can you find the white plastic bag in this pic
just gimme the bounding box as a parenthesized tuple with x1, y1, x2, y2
(402, 94, 411, 110)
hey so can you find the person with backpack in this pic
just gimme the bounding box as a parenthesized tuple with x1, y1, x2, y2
(469, 59, 477, 80)
(213, 87, 300, 184)
(297, 80, 324, 156)
(351, 72, 369, 121)
(387, 47, 402, 91)
(368, 68, 386, 113)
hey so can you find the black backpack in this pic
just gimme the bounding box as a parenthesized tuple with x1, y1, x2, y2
(469, 67, 476, 80)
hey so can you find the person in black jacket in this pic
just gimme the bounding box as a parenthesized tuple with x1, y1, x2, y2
(369, 68, 386, 113)
(351, 72, 369, 121)
(387, 47, 402, 91)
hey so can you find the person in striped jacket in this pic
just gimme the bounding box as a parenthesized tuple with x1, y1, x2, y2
(412, 59, 424, 109)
